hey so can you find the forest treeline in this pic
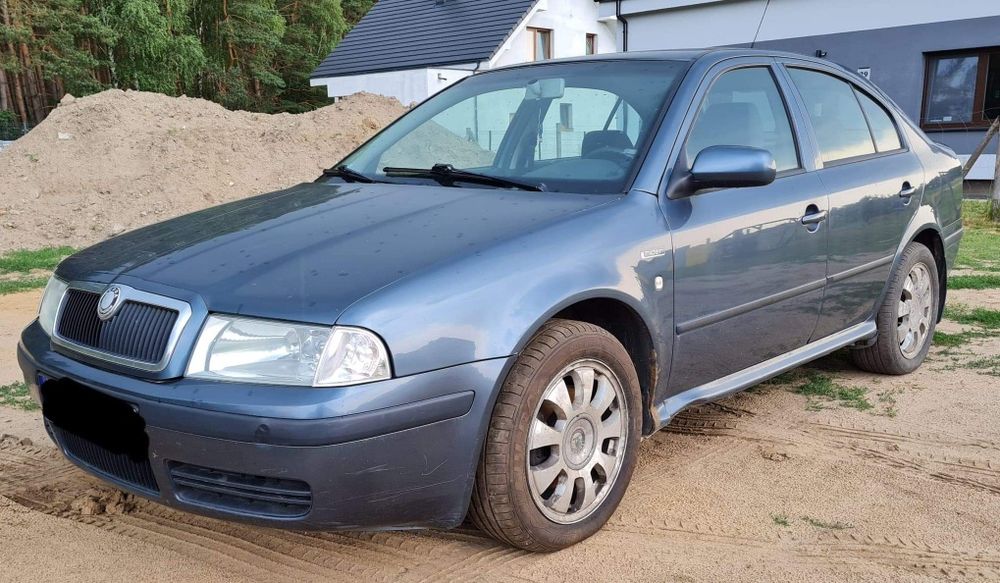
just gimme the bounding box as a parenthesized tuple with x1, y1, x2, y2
(0, 0, 375, 131)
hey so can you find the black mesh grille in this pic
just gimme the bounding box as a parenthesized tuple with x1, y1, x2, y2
(53, 426, 159, 493)
(42, 378, 159, 494)
(57, 289, 178, 364)
(169, 463, 312, 518)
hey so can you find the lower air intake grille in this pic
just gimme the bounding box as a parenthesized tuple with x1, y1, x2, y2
(57, 288, 178, 364)
(42, 378, 159, 494)
(169, 463, 312, 518)
(53, 425, 159, 493)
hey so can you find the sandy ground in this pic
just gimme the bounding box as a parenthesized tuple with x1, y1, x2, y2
(1, 287, 998, 582)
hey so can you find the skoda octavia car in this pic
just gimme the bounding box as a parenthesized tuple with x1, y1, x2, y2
(18, 49, 962, 551)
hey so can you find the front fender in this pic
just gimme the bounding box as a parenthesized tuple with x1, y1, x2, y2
(335, 193, 674, 381)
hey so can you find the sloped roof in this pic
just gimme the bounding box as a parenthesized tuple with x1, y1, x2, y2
(312, 0, 540, 79)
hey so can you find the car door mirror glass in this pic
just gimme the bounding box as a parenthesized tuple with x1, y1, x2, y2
(689, 145, 777, 191)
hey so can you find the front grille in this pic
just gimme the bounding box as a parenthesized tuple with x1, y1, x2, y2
(42, 378, 159, 494)
(57, 289, 178, 364)
(169, 463, 312, 518)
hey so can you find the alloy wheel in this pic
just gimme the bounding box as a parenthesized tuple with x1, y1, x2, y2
(898, 262, 933, 358)
(525, 359, 628, 524)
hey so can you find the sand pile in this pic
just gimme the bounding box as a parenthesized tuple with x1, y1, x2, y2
(0, 90, 407, 251)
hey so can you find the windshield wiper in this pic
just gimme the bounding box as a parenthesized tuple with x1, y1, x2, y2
(321, 165, 382, 184)
(382, 164, 545, 192)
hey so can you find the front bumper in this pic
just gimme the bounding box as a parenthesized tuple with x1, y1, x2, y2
(18, 321, 510, 530)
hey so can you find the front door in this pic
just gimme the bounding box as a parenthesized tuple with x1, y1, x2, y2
(663, 63, 829, 393)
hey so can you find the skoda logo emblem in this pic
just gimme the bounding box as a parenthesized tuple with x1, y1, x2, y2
(97, 286, 123, 321)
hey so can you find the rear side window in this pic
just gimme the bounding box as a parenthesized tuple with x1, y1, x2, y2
(686, 67, 799, 172)
(855, 90, 903, 152)
(788, 68, 876, 163)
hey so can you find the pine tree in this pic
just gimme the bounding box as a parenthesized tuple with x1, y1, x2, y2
(274, 0, 346, 112)
(342, 0, 373, 26)
(0, 0, 372, 121)
(93, 0, 205, 94)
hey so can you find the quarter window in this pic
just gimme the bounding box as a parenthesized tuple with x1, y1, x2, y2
(855, 90, 902, 152)
(788, 68, 876, 163)
(686, 67, 799, 173)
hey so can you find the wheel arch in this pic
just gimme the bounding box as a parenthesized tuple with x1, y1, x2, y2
(912, 227, 947, 322)
(514, 292, 661, 436)
(879, 206, 948, 325)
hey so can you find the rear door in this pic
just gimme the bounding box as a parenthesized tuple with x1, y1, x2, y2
(779, 64, 924, 339)
(662, 59, 829, 394)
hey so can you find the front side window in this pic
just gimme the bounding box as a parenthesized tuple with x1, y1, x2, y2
(685, 67, 799, 172)
(338, 60, 688, 194)
(788, 68, 876, 163)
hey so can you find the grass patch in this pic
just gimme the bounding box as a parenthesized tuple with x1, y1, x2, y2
(801, 516, 853, 530)
(795, 373, 873, 411)
(949, 274, 1000, 290)
(771, 513, 791, 527)
(957, 201, 1000, 273)
(967, 356, 1000, 377)
(962, 200, 1000, 232)
(956, 227, 1000, 273)
(0, 277, 49, 295)
(876, 390, 899, 418)
(943, 305, 1000, 329)
(0, 381, 39, 411)
(0, 246, 74, 296)
(0, 246, 75, 273)
(933, 330, 977, 348)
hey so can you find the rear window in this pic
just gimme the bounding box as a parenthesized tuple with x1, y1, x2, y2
(788, 68, 876, 163)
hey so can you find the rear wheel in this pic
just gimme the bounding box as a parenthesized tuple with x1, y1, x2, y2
(852, 242, 939, 375)
(469, 319, 641, 551)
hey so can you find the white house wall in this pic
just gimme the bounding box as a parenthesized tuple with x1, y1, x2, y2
(310, 67, 475, 105)
(599, 0, 1000, 50)
(491, 0, 616, 67)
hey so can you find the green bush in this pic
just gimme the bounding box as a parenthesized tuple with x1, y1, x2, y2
(0, 110, 21, 141)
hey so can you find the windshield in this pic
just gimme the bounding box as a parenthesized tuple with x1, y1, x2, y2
(334, 60, 689, 194)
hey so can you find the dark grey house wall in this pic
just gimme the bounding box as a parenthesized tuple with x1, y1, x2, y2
(753, 15, 1000, 156)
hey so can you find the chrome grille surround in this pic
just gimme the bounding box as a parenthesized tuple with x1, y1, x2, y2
(51, 282, 193, 372)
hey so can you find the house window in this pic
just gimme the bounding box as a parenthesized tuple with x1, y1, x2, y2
(559, 103, 573, 130)
(530, 28, 552, 61)
(922, 48, 1000, 129)
(586, 34, 597, 56)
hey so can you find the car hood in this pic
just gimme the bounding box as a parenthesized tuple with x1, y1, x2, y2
(57, 182, 615, 323)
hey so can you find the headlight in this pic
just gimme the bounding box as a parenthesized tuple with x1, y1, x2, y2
(185, 315, 391, 387)
(38, 277, 68, 336)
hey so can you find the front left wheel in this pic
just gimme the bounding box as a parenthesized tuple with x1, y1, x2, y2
(469, 319, 642, 551)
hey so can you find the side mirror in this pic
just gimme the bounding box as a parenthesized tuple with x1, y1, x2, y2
(689, 145, 777, 191)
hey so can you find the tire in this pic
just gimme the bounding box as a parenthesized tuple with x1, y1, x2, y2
(469, 319, 642, 551)
(852, 242, 939, 375)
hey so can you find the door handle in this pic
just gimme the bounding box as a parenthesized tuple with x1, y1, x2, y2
(899, 182, 917, 198)
(800, 208, 828, 226)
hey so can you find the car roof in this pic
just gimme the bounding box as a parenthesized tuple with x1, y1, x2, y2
(490, 48, 840, 73)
